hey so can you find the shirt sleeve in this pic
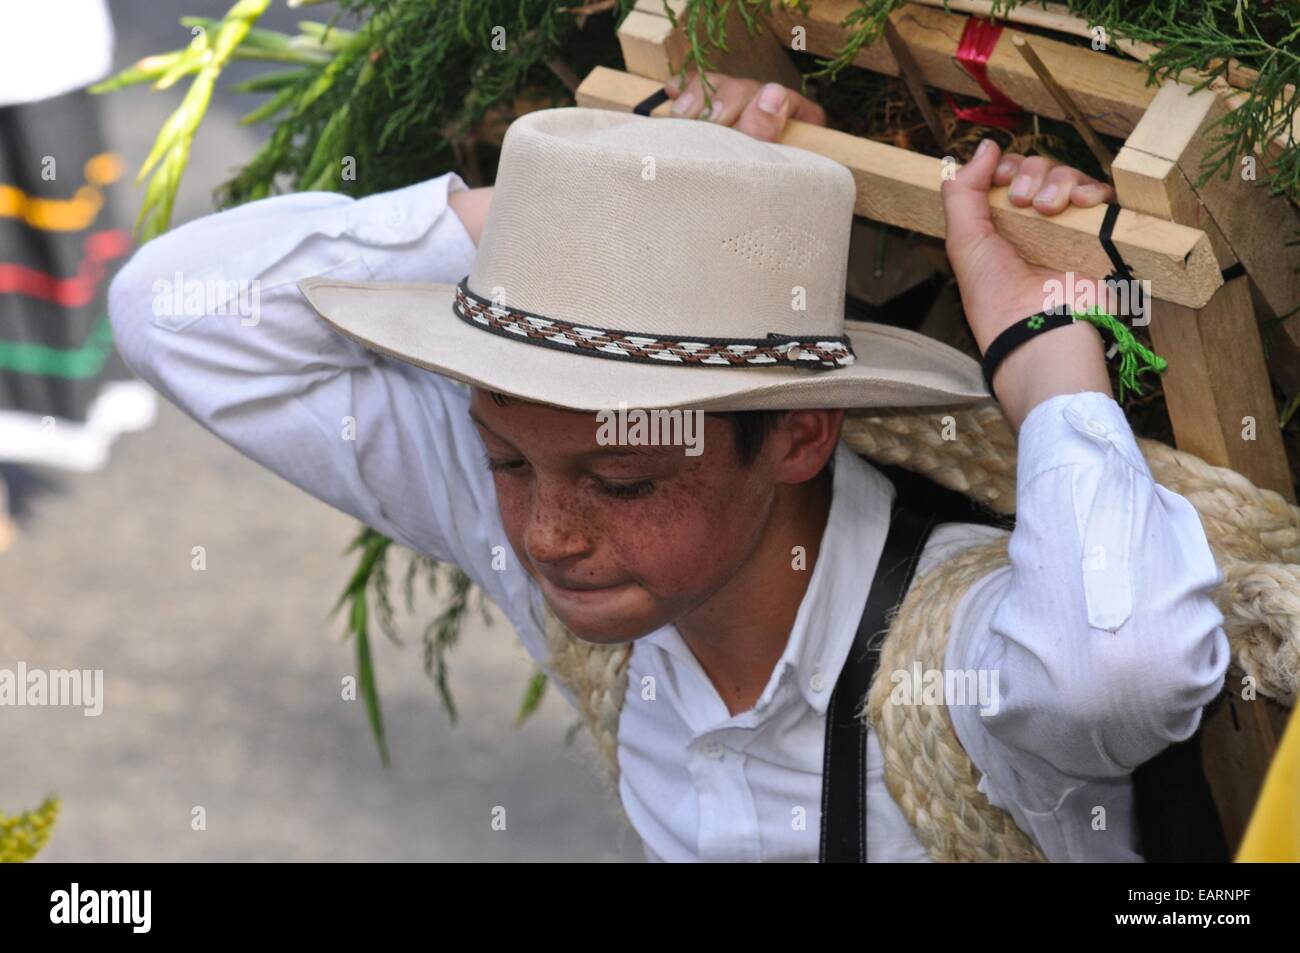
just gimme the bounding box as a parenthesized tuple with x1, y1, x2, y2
(942, 390, 1231, 847)
(106, 175, 545, 654)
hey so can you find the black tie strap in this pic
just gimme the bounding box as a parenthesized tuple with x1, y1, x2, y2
(1098, 203, 1125, 275)
(1098, 203, 1146, 317)
(1102, 205, 1247, 305)
(634, 87, 669, 116)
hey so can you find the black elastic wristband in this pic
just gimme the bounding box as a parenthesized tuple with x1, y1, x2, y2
(980, 306, 1074, 396)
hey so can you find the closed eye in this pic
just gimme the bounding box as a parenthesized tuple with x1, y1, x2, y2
(598, 479, 654, 500)
(483, 452, 655, 500)
(482, 452, 527, 474)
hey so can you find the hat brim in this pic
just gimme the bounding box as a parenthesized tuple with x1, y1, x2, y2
(298, 277, 993, 412)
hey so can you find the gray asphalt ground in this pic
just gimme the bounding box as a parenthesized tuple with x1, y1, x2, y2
(0, 0, 642, 862)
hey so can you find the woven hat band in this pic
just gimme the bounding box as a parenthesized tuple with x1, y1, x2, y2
(452, 277, 857, 372)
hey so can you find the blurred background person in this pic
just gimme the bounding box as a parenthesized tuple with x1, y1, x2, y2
(0, 0, 156, 550)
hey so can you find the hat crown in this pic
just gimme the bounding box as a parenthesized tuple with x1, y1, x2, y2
(467, 107, 857, 339)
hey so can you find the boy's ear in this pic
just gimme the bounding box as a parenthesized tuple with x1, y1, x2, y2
(775, 408, 844, 483)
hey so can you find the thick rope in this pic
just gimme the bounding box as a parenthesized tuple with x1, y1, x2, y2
(543, 402, 1300, 861)
(860, 537, 1042, 862)
(542, 607, 630, 797)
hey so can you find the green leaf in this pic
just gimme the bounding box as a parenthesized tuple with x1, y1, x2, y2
(89, 52, 187, 93)
(240, 84, 301, 126)
(515, 670, 549, 727)
(229, 67, 316, 94)
(351, 588, 391, 767)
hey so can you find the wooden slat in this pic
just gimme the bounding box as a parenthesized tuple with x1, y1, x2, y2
(762, 1, 1155, 137)
(1114, 146, 1300, 400)
(1116, 129, 1299, 855)
(1114, 131, 1295, 500)
(1200, 693, 1294, 856)
(1145, 287, 1295, 501)
(907, 0, 1298, 162)
(618, 10, 689, 82)
(1123, 80, 1300, 321)
(1115, 81, 1299, 500)
(620, 0, 802, 89)
(645, 0, 1296, 188)
(578, 66, 1223, 308)
(1112, 148, 1241, 272)
(1155, 84, 1300, 397)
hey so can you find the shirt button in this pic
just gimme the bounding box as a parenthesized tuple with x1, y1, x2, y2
(1087, 419, 1109, 436)
(699, 740, 724, 759)
(386, 208, 406, 228)
(809, 671, 826, 693)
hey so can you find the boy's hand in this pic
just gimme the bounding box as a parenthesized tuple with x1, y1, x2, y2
(941, 139, 1115, 427)
(941, 138, 1115, 350)
(662, 70, 827, 141)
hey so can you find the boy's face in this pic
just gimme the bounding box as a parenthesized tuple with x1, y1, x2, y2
(467, 388, 801, 644)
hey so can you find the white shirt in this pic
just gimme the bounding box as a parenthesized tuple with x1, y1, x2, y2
(106, 172, 1232, 863)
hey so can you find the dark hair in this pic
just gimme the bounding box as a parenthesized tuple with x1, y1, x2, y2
(485, 390, 784, 467)
(715, 410, 787, 466)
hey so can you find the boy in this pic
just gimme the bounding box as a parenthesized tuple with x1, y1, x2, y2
(107, 76, 1229, 862)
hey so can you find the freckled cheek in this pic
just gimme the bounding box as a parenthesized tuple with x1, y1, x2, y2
(490, 478, 752, 595)
(491, 484, 532, 562)
(614, 490, 751, 595)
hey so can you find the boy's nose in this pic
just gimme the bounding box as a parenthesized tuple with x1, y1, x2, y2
(523, 482, 592, 566)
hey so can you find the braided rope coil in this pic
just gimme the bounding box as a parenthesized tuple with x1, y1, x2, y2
(542, 607, 630, 799)
(543, 403, 1300, 861)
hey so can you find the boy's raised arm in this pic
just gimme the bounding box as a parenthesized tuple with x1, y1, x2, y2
(933, 139, 1230, 860)
(939, 389, 1230, 859)
(107, 175, 530, 620)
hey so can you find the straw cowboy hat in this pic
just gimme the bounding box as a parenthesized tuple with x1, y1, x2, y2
(298, 105, 989, 412)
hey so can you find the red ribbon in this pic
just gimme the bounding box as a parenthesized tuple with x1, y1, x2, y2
(944, 17, 1023, 131)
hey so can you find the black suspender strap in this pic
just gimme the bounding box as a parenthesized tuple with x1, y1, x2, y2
(819, 498, 941, 862)
(814, 462, 1228, 863)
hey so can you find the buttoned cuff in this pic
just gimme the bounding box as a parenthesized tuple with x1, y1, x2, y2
(1016, 390, 1152, 487)
(353, 173, 477, 283)
(345, 172, 470, 246)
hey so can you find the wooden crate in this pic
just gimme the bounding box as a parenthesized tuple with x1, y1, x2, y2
(591, 0, 1299, 504)
(582, 0, 1300, 859)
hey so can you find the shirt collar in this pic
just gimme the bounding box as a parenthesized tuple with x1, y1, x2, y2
(644, 439, 896, 718)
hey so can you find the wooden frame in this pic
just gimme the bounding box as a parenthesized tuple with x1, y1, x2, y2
(1112, 80, 1296, 500)
(601, 0, 1300, 858)
(765, 0, 1154, 137)
(578, 67, 1220, 308)
(604, 0, 1298, 505)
